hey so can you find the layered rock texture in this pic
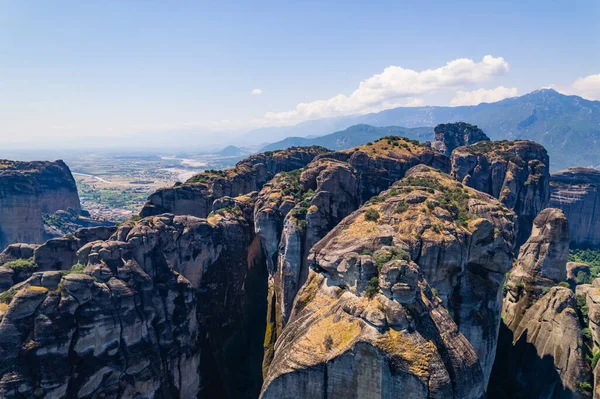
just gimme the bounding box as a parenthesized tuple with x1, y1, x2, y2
(260, 166, 516, 397)
(450, 140, 550, 246)
(1, 132, 591, 398)
(140, 146, 328, 218)
(549, 167, 600, 246)
(255, 137, 451, 372)
(492, 208, 592, 398)
(431, 122, 490, 156)
(0, 209, 268, 398)
(0, 160, 81, 250)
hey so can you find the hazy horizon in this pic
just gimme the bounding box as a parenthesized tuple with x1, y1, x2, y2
(1, 0, 598, 149)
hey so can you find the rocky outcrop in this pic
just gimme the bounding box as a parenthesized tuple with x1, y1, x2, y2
(431, 122, 490, 156)
(256, 139, 451, 373)
(263, 166, 514, 397)
(43, 209, 114, 240)
(451, 140, 550, 246)
(261, 265, 486, 399)
(549, 167, 600, 246)
(0, 210, 267, 398)
(321, 135, 451, 203)
(0, 160, 81, 250)
(0, 227, 117, 291)
(492, 208, 591, 398)
(140, 147, 328, 218)
(568, 262, 591, 284)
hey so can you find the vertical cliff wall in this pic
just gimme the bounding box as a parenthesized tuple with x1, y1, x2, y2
(549, 167, 600, 246)
(0, 160, 80, 251)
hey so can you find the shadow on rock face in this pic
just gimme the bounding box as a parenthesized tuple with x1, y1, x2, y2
(488, 322, 573, 399)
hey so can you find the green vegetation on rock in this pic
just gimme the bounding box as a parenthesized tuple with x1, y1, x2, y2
(4, 257, 37, 272)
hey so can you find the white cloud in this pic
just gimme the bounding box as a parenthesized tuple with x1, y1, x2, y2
(450, 86, 518, 106)
(251, 88, 263, 95)
(260, 55, 510, 125)
(568, 74, 600, 100)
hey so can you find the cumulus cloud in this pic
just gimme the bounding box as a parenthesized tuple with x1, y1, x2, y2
(450, 86, 518, 106)
(260, 55, 509, 125)
(568, 74, 600, 100)
(251, 88, 263, 95)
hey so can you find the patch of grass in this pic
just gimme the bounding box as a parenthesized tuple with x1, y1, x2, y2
(579, 382, 592, 392)
(0, 288, 16, 304)
(395, 200, 408, 214)
(373, 247, 411, 271)
(558, 281, 570, 288)
(4, 257, 37, 272)
(588, 349, 600, 369)
(364, 208, 380, 222)
(61, 263, 86, 275)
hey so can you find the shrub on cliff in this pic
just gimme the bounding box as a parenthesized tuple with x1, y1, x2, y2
(4, 257, 37, 272)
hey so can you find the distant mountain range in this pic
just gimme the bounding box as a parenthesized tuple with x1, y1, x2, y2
(261, 125, 433, 152)
(252, 89, 600, 170)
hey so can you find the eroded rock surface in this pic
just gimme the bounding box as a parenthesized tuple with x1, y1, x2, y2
(549, 167, 600, 246)
(451, 140, 550, 246)
(140, 147, 328, 218)
(431, 122, 490, 156)
(261, 165, 516, 396)
(0, 160, 80, 250)
(260, 266, 486, 399)
(0, 211, 266, 398)
(492, 208, 591, 398)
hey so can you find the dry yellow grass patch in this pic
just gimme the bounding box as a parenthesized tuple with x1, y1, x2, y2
(0, 303, 9, 312)
(339, 214, 379, 240)
(299, 313, 362, 361)
(376, 329, 436, 378)
(27, 285, 48, 293)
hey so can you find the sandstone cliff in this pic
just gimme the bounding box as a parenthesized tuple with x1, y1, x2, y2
(260, 165, 516, 396)
(451, 140, 550, 246)
(0, 160, 81, 250)
(140, 147, 328, 218)
(549, 167, 600, 246)
(431, 122, 490, 156)
(492, 208, 592, 398)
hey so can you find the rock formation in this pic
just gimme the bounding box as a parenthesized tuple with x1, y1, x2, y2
(0, 209, 268, 398)
(0, 160, 81, 250)
(431, 122, 490, 156)
(451, 140, 550, 246)
(549, 167, 600, 246)
(260, 165, 516, 396)
(492, 208, 592, 398)
(568, 261, 592, 285)
(255, 138, 450, 372)
(140, 147, 328, 218)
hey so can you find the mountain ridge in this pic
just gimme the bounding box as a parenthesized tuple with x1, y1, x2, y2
(251, 89, 600, 170)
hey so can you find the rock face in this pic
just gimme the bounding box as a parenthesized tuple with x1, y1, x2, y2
(0, 160, 81, 250)
(549, 167, 600, 246)
(451, 140, 550, 246)
(260, 266, 486, 399)
(140, 147, 328, 218)
(568, 261, 591, 284)
(0, 210, 267, 398)
(431, 122, 490, 156)
(255, 138, 451, 372)
(492, 208, 591, 398)
(260, 165, 516, 396)
(0, 227, 117, 291)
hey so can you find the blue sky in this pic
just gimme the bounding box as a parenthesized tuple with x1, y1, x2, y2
(0, 0, 598, 147)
